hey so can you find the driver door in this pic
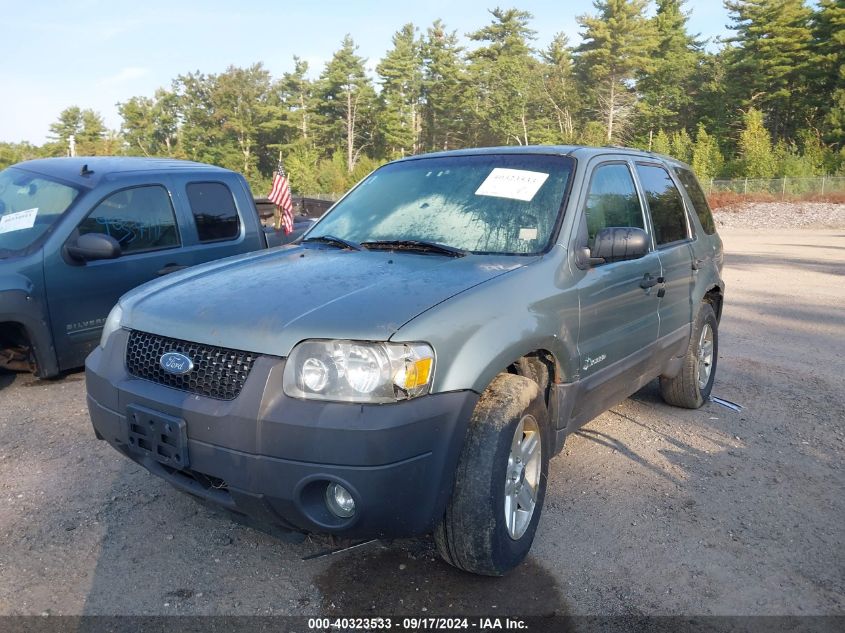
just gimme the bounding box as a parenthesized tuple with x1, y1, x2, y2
(44, 182, 189, 371)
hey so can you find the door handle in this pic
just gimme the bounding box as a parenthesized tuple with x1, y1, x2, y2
(640, 273, 663, 289)
(692, 258, 706, 270)
(156, 264, 189, 276)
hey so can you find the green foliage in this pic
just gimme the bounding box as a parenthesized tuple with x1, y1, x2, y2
(691, 125, 724, 181)
(738, 108, 778, 178)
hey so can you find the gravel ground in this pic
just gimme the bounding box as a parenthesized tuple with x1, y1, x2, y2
(0, 222, 843, 621)
(713, 201, 845, 229)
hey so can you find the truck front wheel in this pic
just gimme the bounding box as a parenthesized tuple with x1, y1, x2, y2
(435, 373, 549, 576)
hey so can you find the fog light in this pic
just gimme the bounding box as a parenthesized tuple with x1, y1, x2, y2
(325, 482, 356, 518)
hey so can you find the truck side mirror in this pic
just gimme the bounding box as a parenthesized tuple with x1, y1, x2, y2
(589, 227, 648, 264)
(65, 233, 122, 262)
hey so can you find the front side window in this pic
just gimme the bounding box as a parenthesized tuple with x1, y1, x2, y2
(186, 182, 240, 242)
(0, 167, 80, 256)
(78, 185, 179, 254)
(636, 164, 689, 245)
(674, 167, 716, 235)
(582, 163, 645, 242)
(306, 154, 574, 255)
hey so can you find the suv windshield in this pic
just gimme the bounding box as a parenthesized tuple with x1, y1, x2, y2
(307, 154, 574, 255)
(0, 167, 81, 256)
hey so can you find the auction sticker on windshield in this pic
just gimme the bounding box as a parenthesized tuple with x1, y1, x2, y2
(475, 168, 549, 202)
(0, 208, 38, 234)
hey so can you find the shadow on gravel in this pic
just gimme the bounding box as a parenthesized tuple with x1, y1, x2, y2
(316, 538, 568, 616)
(725, 252, 843, 276)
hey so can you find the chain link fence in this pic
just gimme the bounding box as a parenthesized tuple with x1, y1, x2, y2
(706, 176, 845, 197)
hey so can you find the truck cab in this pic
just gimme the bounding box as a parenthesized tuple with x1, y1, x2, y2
(0, 157, 270, 377)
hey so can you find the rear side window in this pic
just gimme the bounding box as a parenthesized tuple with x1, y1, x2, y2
(79, 185, 179, 254)
(674, 168, 716, 235)
(583, 163, 645, 241)
(636, 164, 689, 245)
(186, 182, 240, 242)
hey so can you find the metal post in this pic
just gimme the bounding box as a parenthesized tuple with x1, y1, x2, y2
(744, 177, 748, 195)
(821, 176, 826, 196)
(709, 178, 713, 195)
(782, 177, 787, 199)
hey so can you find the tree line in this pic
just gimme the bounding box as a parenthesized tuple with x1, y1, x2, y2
(1, 0, 842, 194)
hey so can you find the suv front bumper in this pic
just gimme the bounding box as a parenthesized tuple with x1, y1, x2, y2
(86, 330, 478, 539)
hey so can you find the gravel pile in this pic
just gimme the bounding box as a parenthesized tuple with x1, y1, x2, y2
(712, 201, 845, 229)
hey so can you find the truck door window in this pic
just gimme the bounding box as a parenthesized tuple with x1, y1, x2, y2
(582, 163, 645, 242)
(79, 185, 180, 254)
(186, 182, 240, 242)
(636, 164, 690, 245)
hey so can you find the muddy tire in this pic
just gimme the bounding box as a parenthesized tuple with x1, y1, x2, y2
(434, 373, 549, 576)
(660, 302, 718, 409)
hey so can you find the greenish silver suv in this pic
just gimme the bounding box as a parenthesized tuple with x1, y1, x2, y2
(86, 146, 724, 576)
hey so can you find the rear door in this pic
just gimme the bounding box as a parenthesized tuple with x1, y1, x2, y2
(44, 178, 194, 370)
(633, 162, 695, 343)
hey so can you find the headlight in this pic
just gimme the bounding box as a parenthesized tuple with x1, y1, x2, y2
(99, 304, 124, 349)
(283, 340, 435, 403)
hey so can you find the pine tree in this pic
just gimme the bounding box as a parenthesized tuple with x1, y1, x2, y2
(376, 24, 423, 158)
(574, 0, 656, 143)
(466, 8, 538, 146)
(278, 57, 315, 145)
(724, 0, 815, 140)
(315, 36, 376, 172)
(119, 89, 179, 157)
(691, 124, 724, 181)
(420, 20, 467, 151)
(811, 0, 845, 147)
(636, 0, 703, 137)
(738, 108, 778, 177)
(48, 106, 106, 155)
(538, 34, 577, 142)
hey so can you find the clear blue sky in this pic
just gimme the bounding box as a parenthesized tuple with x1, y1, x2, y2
(1, 0, 731, 145)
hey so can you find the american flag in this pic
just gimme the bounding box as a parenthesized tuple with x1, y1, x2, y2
(267, 158, 294, 234)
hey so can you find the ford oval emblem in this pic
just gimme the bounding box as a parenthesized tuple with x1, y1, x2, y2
(160, 352, 194, 375)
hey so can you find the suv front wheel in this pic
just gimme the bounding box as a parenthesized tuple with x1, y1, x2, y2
(660, 301, 719, 408)
(435, 373, 550, 576)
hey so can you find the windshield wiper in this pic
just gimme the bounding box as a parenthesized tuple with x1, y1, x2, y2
(301, 235, 362, 251)
(360, 240, 467, 258)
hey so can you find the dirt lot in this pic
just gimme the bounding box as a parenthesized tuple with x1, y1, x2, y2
(0, 226, 843, 619)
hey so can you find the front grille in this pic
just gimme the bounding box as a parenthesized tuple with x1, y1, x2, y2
(126, 330, 257, 400)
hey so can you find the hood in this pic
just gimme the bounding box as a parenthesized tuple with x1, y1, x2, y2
(121, 244, 532, 356)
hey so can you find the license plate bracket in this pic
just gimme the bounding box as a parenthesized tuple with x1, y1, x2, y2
(126, 405, 190, 470)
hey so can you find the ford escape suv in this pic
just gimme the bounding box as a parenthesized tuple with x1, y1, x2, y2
(86, 146, 724, 576)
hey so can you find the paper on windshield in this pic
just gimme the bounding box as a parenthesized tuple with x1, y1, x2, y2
(0, 208, 38, 234)
(475, 168, 549, 202)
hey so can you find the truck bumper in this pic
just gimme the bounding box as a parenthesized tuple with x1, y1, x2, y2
(85, 331, 478, 539)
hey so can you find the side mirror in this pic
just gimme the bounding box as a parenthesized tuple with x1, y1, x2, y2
(66, 233, 122, 262)
(587, 227, 649, 265)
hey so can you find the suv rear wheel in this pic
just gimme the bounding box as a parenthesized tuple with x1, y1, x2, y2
(660, 302, 718, 408)
(434, 373, 549, 576)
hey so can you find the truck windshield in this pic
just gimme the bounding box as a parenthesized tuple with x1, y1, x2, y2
(307, 154, 574, 255)
(0, 167, 81, 257)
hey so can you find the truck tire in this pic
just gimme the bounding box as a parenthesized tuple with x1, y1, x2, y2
(434, 373, 549, 576)
(659, 302, 718, 409)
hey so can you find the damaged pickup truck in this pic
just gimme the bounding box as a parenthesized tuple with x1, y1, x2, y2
(86, 146, 724, 575)
(0, 157, 310, 377)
